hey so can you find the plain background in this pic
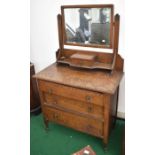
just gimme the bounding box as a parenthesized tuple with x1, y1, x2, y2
(0, 0, 155, 155)
(30, 0, 125, 118)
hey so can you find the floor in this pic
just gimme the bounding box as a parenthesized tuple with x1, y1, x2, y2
(30, 114, 125, 155)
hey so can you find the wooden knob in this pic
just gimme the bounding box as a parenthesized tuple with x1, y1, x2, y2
(88, 106, 93, 112)
(55, 114, 59, 119)
(53, 113, 59, 119)
(86, 95, 92, 102)
(53, 101, 57, 104)
(48, 89, 52, 94)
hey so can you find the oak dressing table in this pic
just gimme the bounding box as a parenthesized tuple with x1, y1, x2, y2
(34, 4, 124, 149)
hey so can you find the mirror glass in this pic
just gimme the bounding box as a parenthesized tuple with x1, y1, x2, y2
(63, 7, 113, 48)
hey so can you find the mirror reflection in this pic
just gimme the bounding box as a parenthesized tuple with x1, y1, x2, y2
(64, 8, 112, 47)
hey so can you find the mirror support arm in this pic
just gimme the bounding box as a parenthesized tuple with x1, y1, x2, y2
(57, 14, 64, 61)
(111, 14, 120, 74)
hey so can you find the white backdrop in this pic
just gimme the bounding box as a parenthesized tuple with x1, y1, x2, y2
(30, 0, 125, 118)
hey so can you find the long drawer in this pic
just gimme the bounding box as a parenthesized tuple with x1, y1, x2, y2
(39, 80, 104, 106)
(43, 106, 103, 138)
(43, 92, 104, 120)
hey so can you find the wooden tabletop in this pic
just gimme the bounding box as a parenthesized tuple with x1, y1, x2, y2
(34, 63, 124, 94)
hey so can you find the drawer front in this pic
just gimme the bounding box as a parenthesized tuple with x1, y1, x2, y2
(43, 106, 103, 138)
(43, 93, 104, 119)
(39, 80, 104, 106)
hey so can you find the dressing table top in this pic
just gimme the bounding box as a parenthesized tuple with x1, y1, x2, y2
(34, 63, 123, 94)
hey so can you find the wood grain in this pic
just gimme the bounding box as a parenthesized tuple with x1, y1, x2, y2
(34, 63, 124, 94)
(58, 49, 124, 71)
(43, 106, 103, 138)
(35, 66, 123, 146)
(43, 92, 104, 119)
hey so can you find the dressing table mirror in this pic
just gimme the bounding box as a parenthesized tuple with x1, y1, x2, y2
(56, 4, 123, 73)
(34, 4, 124, 150)
(63, 6, 113, 48)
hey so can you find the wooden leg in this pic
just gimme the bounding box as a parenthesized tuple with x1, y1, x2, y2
(112, 116, 117, 129)
(113, 86, 120, 129)
(43, 117, 49, 130)
(103, 139, 108, 152)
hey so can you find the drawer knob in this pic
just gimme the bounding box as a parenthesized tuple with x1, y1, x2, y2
(85, 96, 92, 102)
(88, 106, 93, 112)
(53, 113, 59, 119)
(48, 89, 52, 94)
(53, 101, 57, 104)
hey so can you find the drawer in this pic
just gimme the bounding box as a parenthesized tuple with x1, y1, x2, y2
(39, 80, 104, 106)
(43, 106, 103, 138)
(43, 93, 104, 119)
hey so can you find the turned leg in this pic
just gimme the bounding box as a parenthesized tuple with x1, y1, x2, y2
(43, 117, 49, 130)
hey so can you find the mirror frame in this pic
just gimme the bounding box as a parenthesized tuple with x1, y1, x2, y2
(61, 4, 114, 49)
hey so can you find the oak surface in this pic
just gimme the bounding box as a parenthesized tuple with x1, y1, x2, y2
(34, 63, 123, 94)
